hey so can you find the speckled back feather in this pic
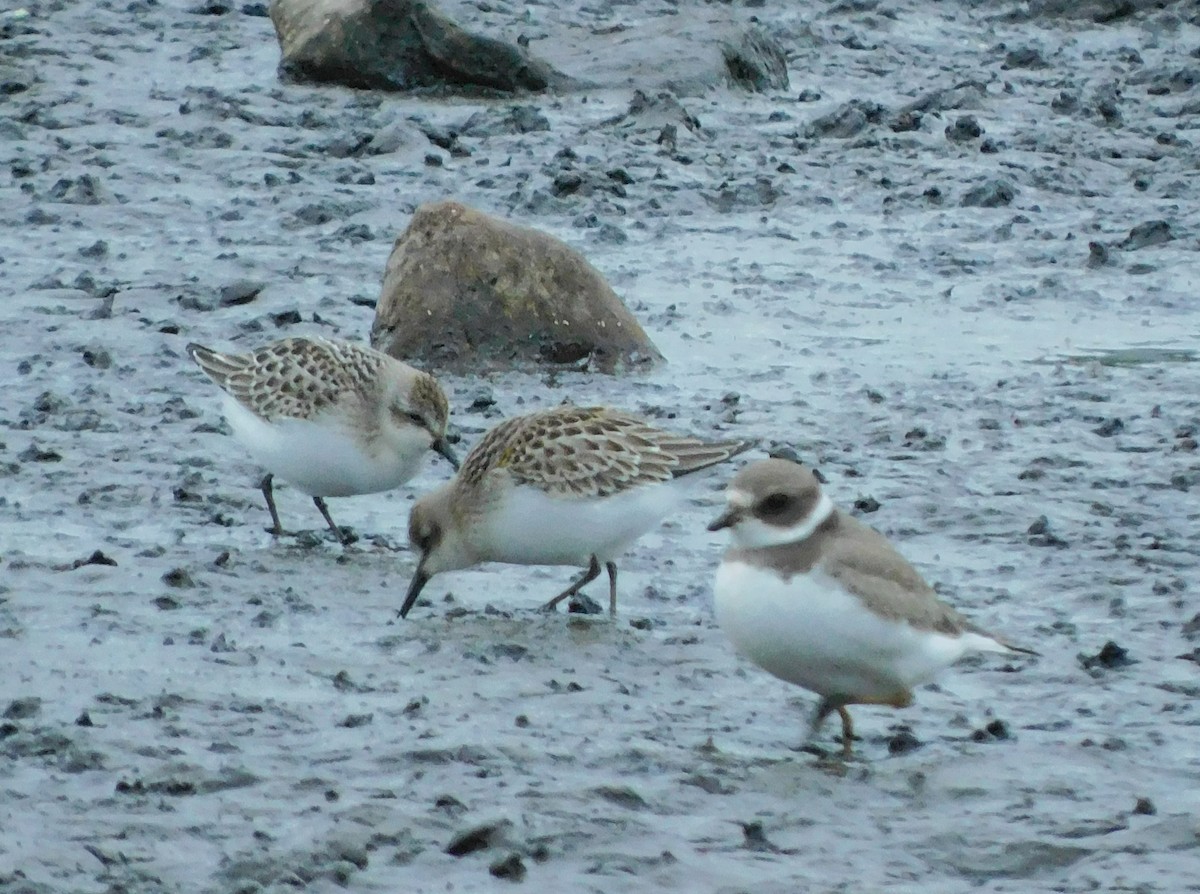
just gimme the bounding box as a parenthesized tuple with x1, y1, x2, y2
(459, 405, 754, 499)
(187, 337, 388, 422)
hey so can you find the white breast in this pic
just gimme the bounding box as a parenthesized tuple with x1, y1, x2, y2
(713, 560, 973, 701)
(473, 480, 686, 567)
(221, 395, 426, 497)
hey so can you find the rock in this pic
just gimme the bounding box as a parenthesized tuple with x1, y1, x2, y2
(899, 81, 988, 115)
(808, 100, 885, 139)
(1120, 220, 1173, 250)
(218, 279, 266, 307)
(721, 27, 789, 92)
(445, 820, 512, 857)
(268, 0, 573, 93)
(489, 852, 526, 881)
(370, 202, 663, 373)
(945, 115, 983, 142)
(961, 179, 1016, 208)
(1078, 640, 1135, 671)
(1003, 47, 1048, 70)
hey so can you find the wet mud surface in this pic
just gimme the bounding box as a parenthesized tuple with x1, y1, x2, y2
(2, 0, 1199, 891)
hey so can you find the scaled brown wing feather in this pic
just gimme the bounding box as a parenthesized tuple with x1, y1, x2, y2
(188, 338, 379, 423)
(467, 407, 748, 499)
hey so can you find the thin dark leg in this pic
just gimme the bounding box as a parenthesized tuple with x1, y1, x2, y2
(260, 473, 284, 536)
(836, 706, 855, 756)
(541, 556, 601, 612)
(312, 496, 350, 545)
(605, 561, 618, 615)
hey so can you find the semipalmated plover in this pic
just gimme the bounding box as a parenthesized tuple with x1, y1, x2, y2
(399, 404, 754, 617)
(709, 458, 1036, 754)
(187, 336, 458, 544)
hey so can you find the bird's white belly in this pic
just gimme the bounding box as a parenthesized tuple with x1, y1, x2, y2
(222, 396, 423, 497)
(713, 561, 969, 700)
(476, 481, 684, 566)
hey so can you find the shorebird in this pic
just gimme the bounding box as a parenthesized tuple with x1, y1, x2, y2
(399, 404, 754, 617)
(187, 336, 457, 544)
(709, 458, 1036, 755)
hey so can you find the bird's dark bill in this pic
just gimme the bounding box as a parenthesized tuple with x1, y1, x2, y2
(399, 565, 430, 618)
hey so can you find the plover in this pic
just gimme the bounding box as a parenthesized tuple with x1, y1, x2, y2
(399, 404, 754, 617)
(708, 458, 1035, 755)
(186, 336, 458, 544)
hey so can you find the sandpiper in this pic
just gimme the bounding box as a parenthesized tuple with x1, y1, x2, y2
(399, 404, 754, 617)
(187, 336, 458, 544)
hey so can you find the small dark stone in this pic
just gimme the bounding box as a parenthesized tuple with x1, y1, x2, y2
(1093, 418, 1124, 437)
(18, 444, 62, 463)
(887, 727, 922, 754)
(154, 595, 180, 610)
(853, 496, 881, 513)
(162, 568, 194, 588)
(446, 821, 510, 857)
(1027, 515, 1050, 535)
(339, 713, 373, 728)
(270, 309, 302, 327)
(945, 115, 983, 142)
(489, 852, 526, 881)
(766, 444, 802, 464)
(1087, 241, 1111, 268)
(1003, 46, 1048, 69)
(3, 697, 41, 720)
(567, 592, 603, 614)
(962, 179, 1016, 208)
(219, 279, 265, 307)
(741, 821, 778, 852)
(72, 550, 118, 569)
(75, 711, 93, 727)
(1079, 640, 1135, 671)
(1120, 220, 1173, 250)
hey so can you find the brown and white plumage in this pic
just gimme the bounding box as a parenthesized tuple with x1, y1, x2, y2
(709, 458, 1036, 754)
(187, 336, 457, 543)
(400, 405, 755, 618)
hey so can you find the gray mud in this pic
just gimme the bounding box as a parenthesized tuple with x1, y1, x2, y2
(2, 1, 1200, 891)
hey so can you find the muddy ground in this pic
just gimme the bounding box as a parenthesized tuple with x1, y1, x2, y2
(2, 0, 1199, 891)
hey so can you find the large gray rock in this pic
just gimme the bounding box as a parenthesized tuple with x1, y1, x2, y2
(268, 0, 573, 93)
(370, 202, 663, 374)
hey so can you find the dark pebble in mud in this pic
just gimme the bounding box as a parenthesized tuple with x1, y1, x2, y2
(1120, 220, 1173, 250)
(1079, 640, 1135, 671)
(3, 698, 42, 720)
(1093, 417, 1124, 437)
(853, 495, 881, 513)
(567, 593, 603, 614)
(1133, 797, 1157, 816)
(489, 852, 526, 881)
(72, 550, 118, 569)
(162, 568, 195, 588)
(972, 719, 1012, 742)
(446, 820, 511, 857)
(887, 727, 922, 754)
(741, 821, 779, 852)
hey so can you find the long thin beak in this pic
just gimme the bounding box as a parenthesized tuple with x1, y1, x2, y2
(432, 438, 460, 471)
(707, 507, 742, 532)
(398, 562, 431, 619)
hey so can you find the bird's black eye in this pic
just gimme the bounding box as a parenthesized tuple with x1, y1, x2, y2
(759, 493, 792, 515)
(407, 411, 425, 426)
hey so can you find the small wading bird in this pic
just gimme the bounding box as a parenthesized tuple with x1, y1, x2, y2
(709, 458, 1037, 755)
(399, 404, 754, 618)
(187, 336, 458, 544)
